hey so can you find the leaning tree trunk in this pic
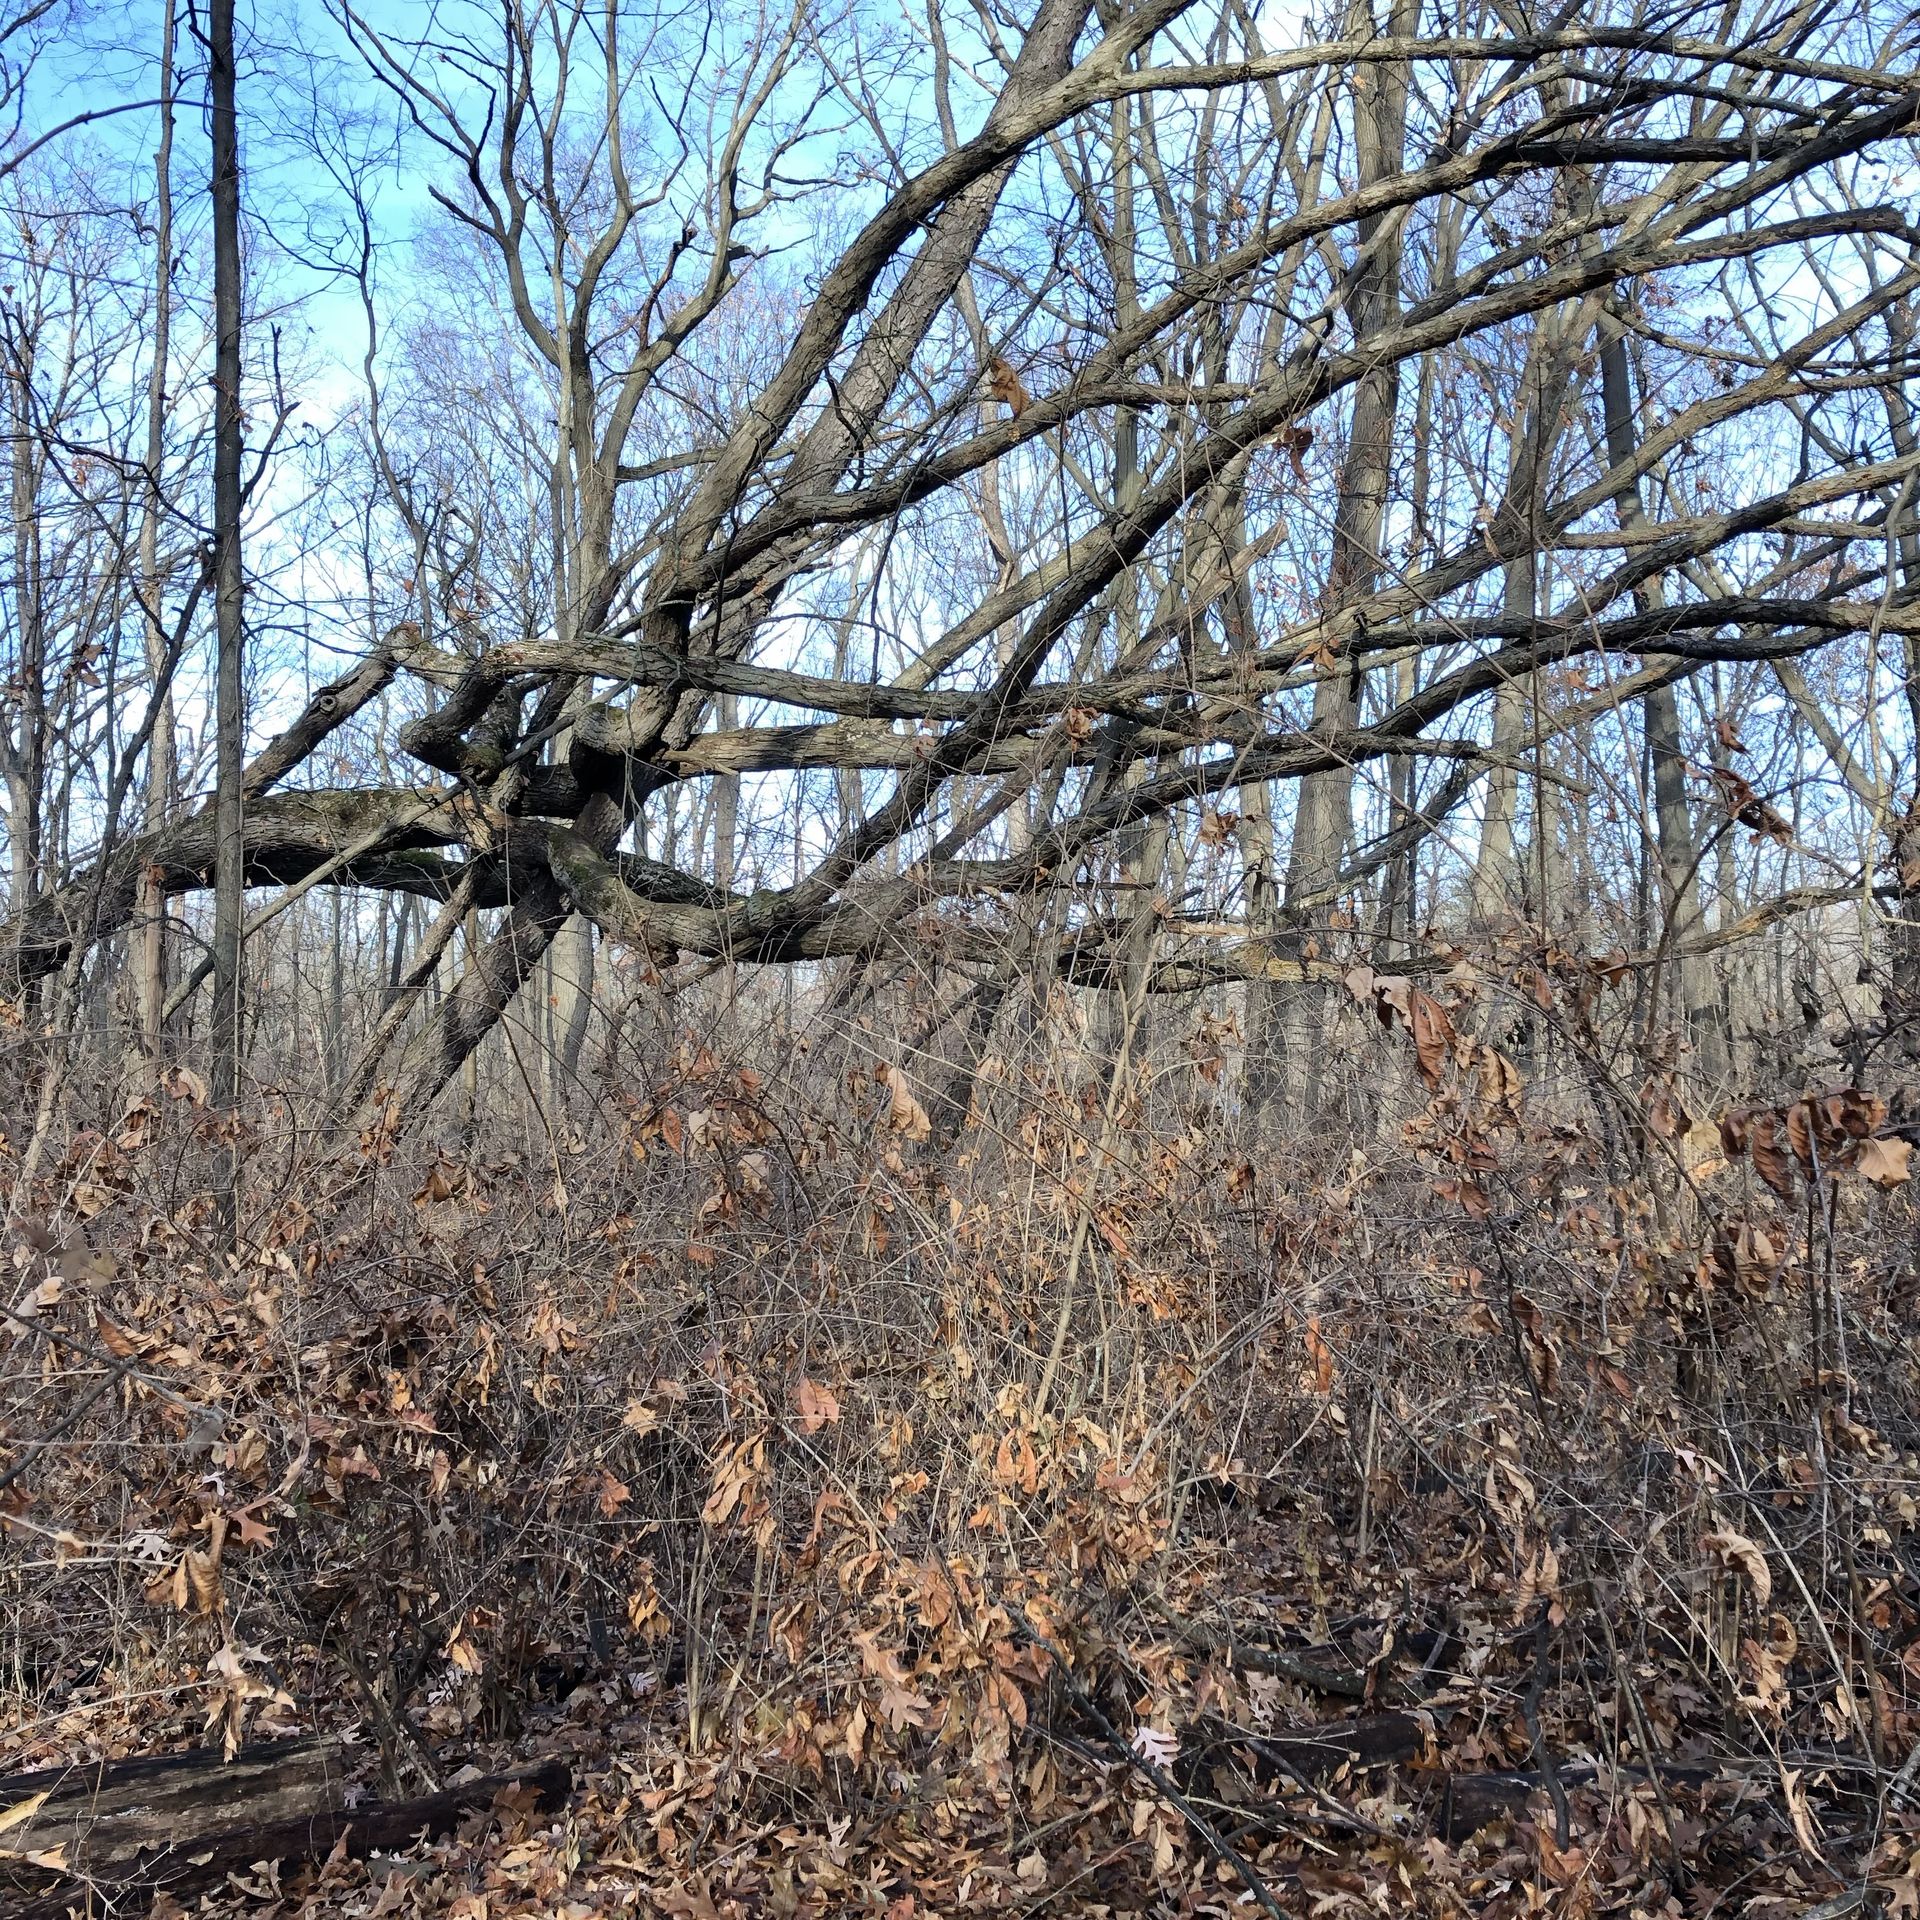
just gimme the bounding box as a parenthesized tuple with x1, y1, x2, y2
(361, 0, 1093, 1137)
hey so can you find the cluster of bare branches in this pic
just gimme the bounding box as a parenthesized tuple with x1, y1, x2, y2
(0, 0, 1913, 1155)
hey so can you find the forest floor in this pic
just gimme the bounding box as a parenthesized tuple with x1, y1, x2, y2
(4, 1045, 1920, 1916)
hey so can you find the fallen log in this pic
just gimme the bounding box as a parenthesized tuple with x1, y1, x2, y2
(0, 1733, 358, 1890)
(1148, 1595, 1373, 1698)
(1185, 1714, 1742, 1845)
(1437, 1760, 1730, 1842)
(1437, 1770, 1545, 1841)
(0, 1734, 569, 1916)
(1186, 1711, 1432, 1783)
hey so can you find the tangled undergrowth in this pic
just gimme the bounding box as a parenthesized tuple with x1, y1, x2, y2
(7, 962, 1920, 1918)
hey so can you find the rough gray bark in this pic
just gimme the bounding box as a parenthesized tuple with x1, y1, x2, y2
(1875, 309, 1920, 1072)
(2, 283, 43, 938)
(208, 0, 245, 1237)
(1468, 301, 1589, 926)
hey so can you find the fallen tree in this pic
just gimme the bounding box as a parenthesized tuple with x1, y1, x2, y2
(0, 1734, 569, 1917)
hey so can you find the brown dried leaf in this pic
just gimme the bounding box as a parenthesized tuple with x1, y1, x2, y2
(0, 1790, 48, 1839)
(1303, 1315, 1335, 1395)
(993, 1427, 1039, 1493)
(1784, 1100, 1816, 1173)
(876, 1064, 932, 1143)
(69, 1182, 113, 1219)
(93, 1308, 138, 1358)
(1779, 1764, 1826, 1863)
(1750, 1112, 1795, 1198)
(1828, 1087, 1885, 1138)
(183, 1548, 223, 1615)
(1711, 766, 1793, 844)
(1478, 1046, 1522, 1114)
(1408, 989, 1455, 1089)
(1702, 1526, 1772, 1606)
(854, 1628, 931, 1731)
(1733, 1223, 1782, 1288)
(1858, 1135, 1913, 1188)
(985, 354, 1029, 416)
(1644, 1083, 1690, 1142)
(164, 1065, 209, 1105)
(794, 1375, 840, 1434)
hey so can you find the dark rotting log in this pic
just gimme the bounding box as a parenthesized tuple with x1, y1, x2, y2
(0, 1733, 359, 1888)
(1184, 1713, 1739, 1845)
(1437, 1769, 1542, 1840)
(0, 1735, 569, 1916)
(1435, 1760, 1730, 1842)
(1186, 1710, 1432, 1783)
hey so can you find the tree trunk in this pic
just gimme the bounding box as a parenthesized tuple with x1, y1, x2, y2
(208, 0, 246, 1240)
(1256, 0, 1413, 1119)
(1891, 807, 1920, 1074)
(5, 316, 43, 938)
(710, 687, 739, 1017)
(1598, 320, 1724, 1092)
(135, 0, 177, 1063)
(458, 907, 481, 1126)
(1469, 655, 1528, 925)
(325, 885, 345, 1096)
(373, 873, 574, 1133)
(1876, 310, 1920, 1076)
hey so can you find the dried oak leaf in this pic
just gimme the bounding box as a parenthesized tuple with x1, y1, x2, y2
(876, 1064, 932, 1143)
(794, 1374, 840, 1434)
(1749, 1111, 1795, 1199)
(1858, 1135, 1913, 1187)
(1407, 988, 1456, 1089)
(1701, 1525, 1772, 1606)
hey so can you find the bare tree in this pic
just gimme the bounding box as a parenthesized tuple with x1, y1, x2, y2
(0, 0, 1913, 1149)
(208, 0, 246, 1236)
(134, 0, 177, 1062)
